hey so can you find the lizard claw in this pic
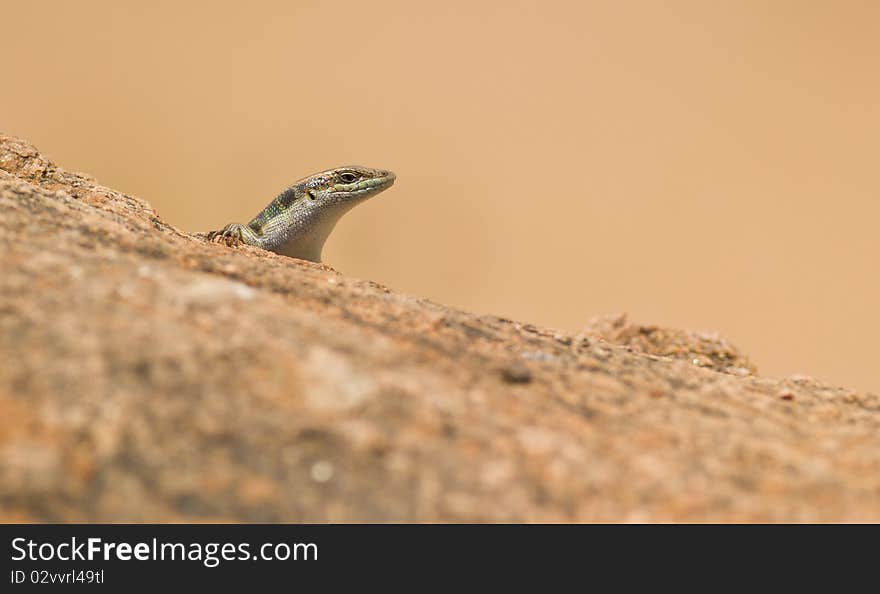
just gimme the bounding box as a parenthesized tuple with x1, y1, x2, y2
(206, 223, 246, 246)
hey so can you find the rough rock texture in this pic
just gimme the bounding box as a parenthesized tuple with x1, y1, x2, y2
(582, 313, 758, 376)
(1, 133, 879, 522)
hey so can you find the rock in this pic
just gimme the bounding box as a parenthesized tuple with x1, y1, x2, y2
(500, 362, 533, 384)
(1, 133, 879, 522)
(582, 313, 758, 375)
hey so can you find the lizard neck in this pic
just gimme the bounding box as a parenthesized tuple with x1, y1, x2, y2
(273, 203, 356, 262)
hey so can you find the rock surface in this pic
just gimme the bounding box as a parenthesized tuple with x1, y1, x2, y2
(1, 133, 879, 522)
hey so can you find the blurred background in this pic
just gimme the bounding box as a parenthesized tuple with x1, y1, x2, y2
(2, 1, 878, 392)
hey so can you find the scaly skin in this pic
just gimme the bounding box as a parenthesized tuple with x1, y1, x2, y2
(207, 166, 396, 262)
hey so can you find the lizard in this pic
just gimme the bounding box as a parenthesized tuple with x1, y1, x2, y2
(206, 166, 396, 262)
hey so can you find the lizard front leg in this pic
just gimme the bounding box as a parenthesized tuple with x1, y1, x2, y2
(206, 223, 263, 248)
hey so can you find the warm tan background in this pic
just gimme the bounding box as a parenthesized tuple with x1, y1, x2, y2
(2, 1, 878, 392)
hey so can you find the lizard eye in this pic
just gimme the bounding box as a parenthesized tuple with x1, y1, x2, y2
(339, 172, 359, 184)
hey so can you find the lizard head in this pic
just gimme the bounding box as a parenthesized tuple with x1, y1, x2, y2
(303, 166, 396, 209)
(264, 166, 396, 262)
